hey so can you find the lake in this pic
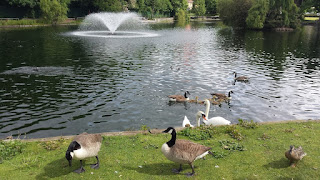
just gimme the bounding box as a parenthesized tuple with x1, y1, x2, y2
(0, 22, 319, 139)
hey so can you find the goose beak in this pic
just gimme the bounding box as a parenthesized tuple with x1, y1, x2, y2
(202, 114, 207, 120)
(68, 160, 72, 167)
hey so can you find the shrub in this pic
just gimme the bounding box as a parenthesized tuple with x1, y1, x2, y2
(179, 126, 216, 141)
(238, 119, 258, 129)
(225, 125, 244, 140)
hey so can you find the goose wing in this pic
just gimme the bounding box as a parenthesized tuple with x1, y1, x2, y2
(173, 140, 211, 162)
(74, 133, 102, 148)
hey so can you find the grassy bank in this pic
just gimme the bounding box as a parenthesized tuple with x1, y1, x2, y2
(0, 120, 319, 179)
(0, 18, 82, 27)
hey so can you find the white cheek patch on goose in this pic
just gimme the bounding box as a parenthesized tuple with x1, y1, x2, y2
(167, 129, 173, 134)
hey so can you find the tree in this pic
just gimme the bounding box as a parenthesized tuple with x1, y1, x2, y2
(6, 0, 38, 8)
(171, 0, 188, 17)
(205, 0, 217, 15)
(93, 0, 122, 12)
(193, 0, 206, 16)
(266, 0, 300, 28)
(300, 0, 320, 13)
(176, 8, 186, 22)
(39, 0, 69, 25)
(143, 0, 172, 18)
(246, 0, 269, 29)
(6, 0, 40, 18)
(217, 0, 253, 28)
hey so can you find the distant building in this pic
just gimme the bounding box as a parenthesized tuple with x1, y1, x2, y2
(188, 0, 193, 11)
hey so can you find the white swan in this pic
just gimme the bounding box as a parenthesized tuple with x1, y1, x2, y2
(203, 99, 231, 126)
(182, 111, 206, 127)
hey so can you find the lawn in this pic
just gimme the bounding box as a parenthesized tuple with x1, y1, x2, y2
(0, 120, 319, 179)
(304, 16, 319, 21)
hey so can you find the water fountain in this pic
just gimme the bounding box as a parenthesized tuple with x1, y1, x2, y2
(71, 12, 159, 38)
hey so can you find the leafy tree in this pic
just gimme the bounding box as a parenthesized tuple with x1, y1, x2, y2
(266, 0, 300, 28)
(127, 0, 137, 10)
(205, 0, 217, 15)
(193, 0, 206, 16)
(300, 0, 320, 13)
(93, 0, 122, 12)
(171, 0, 188, 17)
(176, 8, 186, 22)
(143, 0, 172, 18)
(217, 0, 253, 28)
(6, 0, 39, 8)
(39, 0, 69, 25)
(5, 0, 40, 18)
(246, 0, 269, 29)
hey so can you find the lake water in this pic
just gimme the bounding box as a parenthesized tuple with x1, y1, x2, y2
(0, 22, 319, 139)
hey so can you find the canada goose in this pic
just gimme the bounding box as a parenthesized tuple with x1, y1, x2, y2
(161, 127, 212, 176)
(168, 91, 190, 102)
(285, 145, 307, 167)
(211, 91, 233, 101)
(203, 99, 231, 125)
(233, 72, 249, 81)
(182, 111, 206, 127)
(65, 132, 102, 173)
(207, 98, 223, 106)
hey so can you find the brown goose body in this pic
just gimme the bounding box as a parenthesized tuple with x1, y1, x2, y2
(168, 91, 190, 102)
(162, 139, 211, 164)
(285, 145, 306, 167)
(66, 133, 102, 173)
(211, 91, 233, 101)
(211, 93, 227, 99)
(233, 72, 249, 81)
(162, 127, 212, 176)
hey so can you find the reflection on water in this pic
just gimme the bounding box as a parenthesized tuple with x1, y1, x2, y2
(0, 23, 319, 138)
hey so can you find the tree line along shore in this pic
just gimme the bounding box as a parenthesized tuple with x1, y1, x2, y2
(0, 0, 319, 29)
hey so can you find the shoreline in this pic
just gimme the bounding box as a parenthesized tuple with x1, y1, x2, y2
(6, 119, 318, 142)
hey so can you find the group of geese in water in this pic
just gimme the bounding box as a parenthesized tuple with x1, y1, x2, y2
(169, 72, 249, 127)
(65, 72, 306, 176)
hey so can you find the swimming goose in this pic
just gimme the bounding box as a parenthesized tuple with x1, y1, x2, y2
(182, 111, 206, 127)
(211, 91, 233, 100)
(285, 145, 307, 167)
(233, 72, 249, 81)
(161, 127, 212, 176)
(65, 132, 102, 173)
(203, 99, 231, 126)
(168, 91, 190, 102)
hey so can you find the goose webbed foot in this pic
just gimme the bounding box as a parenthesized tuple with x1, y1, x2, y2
(91, 156, 100, 169)
(185, 163, 195, 176)
(185, 172, 195, 177)
(74, 166, 85, 174)
(172, 164, 182, 174)
(90, 163, 100, 169)
(172, 168, 182, 174)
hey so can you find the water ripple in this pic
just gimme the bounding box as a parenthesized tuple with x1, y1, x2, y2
(0, 25, 319, 138)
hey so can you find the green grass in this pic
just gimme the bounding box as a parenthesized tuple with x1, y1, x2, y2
(304, 16, 319, 21)
(0, 19, 41, 26)
(0, 18, 82, 26)
(0, 120, 320, 179)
